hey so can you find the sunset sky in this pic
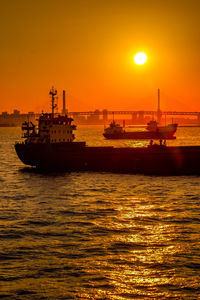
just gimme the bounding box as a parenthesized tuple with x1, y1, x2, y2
(1, 0, 200, 113)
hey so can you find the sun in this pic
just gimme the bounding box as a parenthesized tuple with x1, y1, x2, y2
(134, 52, 147, 65)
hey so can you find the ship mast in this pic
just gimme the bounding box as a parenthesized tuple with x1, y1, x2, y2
(49, 87, 57, 116)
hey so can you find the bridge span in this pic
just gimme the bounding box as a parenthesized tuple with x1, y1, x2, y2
(68, 110, 200, 117)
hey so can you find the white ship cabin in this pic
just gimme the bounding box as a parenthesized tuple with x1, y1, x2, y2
(40, 114, 76, 143)
(24, 114, 76, 143)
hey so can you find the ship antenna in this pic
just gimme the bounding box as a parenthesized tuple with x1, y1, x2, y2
(49, 87, 57, 116)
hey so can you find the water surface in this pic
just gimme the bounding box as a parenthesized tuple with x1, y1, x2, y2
(0, 126, 200, 299)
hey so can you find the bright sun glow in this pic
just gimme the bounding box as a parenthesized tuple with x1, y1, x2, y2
(134, 52, 147, 65)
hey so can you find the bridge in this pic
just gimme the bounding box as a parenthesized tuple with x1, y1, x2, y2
(34, 110, 200, 124)
(66, 110, 200, 125)
(68, 110, 200, 117)
(57, 88, 200, 120)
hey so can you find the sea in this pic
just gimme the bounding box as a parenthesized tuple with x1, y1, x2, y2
(0, 125, 200, 300)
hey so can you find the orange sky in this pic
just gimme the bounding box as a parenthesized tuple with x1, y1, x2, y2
(0, 0, 200, 113)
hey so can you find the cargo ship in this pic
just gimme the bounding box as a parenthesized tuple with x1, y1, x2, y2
(103, 120, 177, 140)
(14, 88, 200, 175)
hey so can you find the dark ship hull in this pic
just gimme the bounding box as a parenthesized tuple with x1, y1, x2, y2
(103, 122, 178, 140)
(103, 131, 176, 140)
(15, 142, 200, 175)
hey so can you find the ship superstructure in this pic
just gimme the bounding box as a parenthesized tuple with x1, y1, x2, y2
(21, 88, 76, 144)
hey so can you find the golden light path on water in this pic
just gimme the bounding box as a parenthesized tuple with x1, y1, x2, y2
(0, 126, 200, 299)
(81, 198, 198, 299)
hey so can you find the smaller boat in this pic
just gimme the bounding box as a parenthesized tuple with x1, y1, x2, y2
(103, 120, 178, 140)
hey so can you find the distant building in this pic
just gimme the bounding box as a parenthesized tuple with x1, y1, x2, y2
(13, 109, 20, 115)
(0, 111, 36, 127)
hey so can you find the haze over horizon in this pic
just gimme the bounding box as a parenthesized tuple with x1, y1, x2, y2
(1, 0, 200, 114)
